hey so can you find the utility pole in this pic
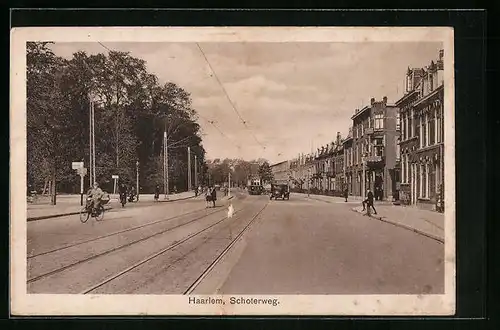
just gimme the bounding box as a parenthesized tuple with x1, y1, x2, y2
(91, 100, 96, 185)
(136, 160, 140, 201)
(187, 146, 192, 191)
(194, 154, 198, 189)
(163, 131, 168, 200)
(89, 97, 93, 187)
(228, 170, 231, 198)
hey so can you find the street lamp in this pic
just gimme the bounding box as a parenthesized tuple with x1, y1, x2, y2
(136, 160, 139, 201)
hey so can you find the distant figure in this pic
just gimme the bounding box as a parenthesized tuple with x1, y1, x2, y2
(344, 187, 348, 202)
(205, 187, 212, 208)
(227, 203, 234, 218)
(211, 186, 217, 208)
(154, 185, 160, 201)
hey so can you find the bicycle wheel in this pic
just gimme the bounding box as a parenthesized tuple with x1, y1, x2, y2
(80, 207, 90, 223)
(95, 205, 105, 221)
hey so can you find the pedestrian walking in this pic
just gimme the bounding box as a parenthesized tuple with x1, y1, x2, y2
(343, 187, 348, 202)
(211, 186, 217, 208)
(205, 187, 211, 208)
(154, 184, 160, 201)
(362, 189, 377, 215)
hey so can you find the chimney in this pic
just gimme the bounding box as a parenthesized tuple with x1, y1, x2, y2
(370, 98, 375, 105)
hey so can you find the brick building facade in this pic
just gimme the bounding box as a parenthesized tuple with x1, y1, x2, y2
(343, 97, 400, 200)
(396, 49, 445, 211)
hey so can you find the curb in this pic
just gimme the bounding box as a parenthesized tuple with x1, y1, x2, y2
(350, 208, 444, 244)
(27, 207, 113, 222)
(26, 195, 197, 221)
(157, 195, 196, 203)
(298, 193, 394, 206)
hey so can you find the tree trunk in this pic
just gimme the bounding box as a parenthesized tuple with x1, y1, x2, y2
(51, 163, 57, 205)
(42, 178, 49, 195)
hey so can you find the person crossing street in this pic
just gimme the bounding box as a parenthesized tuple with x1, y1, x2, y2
(362, 189, 377, 215)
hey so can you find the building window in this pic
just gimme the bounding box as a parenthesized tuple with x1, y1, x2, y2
(422, 113, 427, 147)
(425, 163, 430, 198)
(374, 114, 384, 129)
(436, 109, 442, 143)
(402, 155, 406, 183)
(429, 163, 436, 199)
(415, 114, 420, 143)
(408, 113, 413, 138)
(429, 74, 434, 91)
(429, 112, 436, 145)
(396, 112, 401, 131)
(417, 115, 422, 148)
(402, 115, 406, 140)
(422, 164, 427, 198)
(406, 155, 410, 183)
(417, 165, 421, 198)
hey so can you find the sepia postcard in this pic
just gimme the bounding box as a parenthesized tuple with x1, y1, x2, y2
(10, 26, 455, 316)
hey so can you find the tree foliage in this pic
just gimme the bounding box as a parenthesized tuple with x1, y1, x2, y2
(205, 158, 267, 186)
(27, 42, 206, 194)
(258, 161, 274, 183)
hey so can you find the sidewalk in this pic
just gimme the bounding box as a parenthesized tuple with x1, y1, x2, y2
(26, 191, 195, 221)
(295, 192, 394, 205)
(351, 204, 445, 243)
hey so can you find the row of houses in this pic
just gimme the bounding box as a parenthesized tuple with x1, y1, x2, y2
(270, 49, 445, 211)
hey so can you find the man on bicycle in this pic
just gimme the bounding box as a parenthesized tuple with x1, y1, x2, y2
(87, 182, 104, 213)
(119, 182, 128, 204)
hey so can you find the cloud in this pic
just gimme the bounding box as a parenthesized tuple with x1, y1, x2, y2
(50, 41, 443, 163)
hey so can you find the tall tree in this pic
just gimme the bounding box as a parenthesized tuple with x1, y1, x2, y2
(27, 42, 73, 197)
(258, 161, 274, 183)
(27, 42, 207, 195)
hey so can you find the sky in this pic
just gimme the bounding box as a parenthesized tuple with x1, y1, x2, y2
(50, 41, 442, 164)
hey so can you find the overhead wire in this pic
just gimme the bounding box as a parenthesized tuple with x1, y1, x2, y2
(99, 41, 243, 160)
(196, 43, 267, 151)
(197, 114, 242, 150)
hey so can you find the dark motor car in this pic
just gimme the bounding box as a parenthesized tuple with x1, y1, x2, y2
(270, 183, 290, 200)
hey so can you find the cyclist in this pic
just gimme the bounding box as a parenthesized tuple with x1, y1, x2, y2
(87, 182, 105, 213)
(119, 182, 128, 205)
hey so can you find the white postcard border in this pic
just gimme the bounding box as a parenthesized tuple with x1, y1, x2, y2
(10, 26, 455, 316)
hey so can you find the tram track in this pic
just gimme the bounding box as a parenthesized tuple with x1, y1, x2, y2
(27, 200, 240, 284)
(184, 201, 268, 295)
(28, 205, 225, 259)
(82, 200, 269, 294)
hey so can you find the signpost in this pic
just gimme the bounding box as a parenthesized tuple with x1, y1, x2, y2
(73, 161, 86, 206)
(112, 175, 119, 195)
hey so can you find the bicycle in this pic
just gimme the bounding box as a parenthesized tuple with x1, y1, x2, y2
(80, 199, 105, 223)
